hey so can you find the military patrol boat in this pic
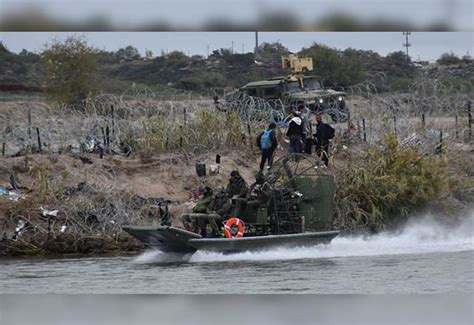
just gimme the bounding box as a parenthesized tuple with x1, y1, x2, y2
(123, 154, 339, 254)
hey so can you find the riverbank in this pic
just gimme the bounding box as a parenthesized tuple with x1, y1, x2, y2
(0, 148, 263, 257)
(1, 144, 471, 257)
(1, 99, 472, 257)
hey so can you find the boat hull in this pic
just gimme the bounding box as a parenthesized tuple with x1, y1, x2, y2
(122, 225, 200, 253)
(123, 225, 339, 254)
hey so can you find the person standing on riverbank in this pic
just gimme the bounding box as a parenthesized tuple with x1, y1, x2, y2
(286, 111, 304, 154)
(256, 122, 278, 171)
(313, 112, 335, 166)
(296, 101, 312, 154)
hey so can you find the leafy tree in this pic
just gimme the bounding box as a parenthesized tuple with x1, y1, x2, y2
(209, 48, 232, 58)
(166, 50, 188, 61)
(210, 49, 253, 66)
(300, 44, 341, 85)
(0, 41, 10, 54)
(386, 51, 411, 65)
(461, 54, 472, 64)
(41, 36, 99, 105)
(299, 43, 365, 87)
(0, 42, 41, 83)
(257, 42, 289, 66)
(97, 50, 120, 64)
(145, 49, 153, 58)
(383, 51, 415, 81)
(18, 49, 40, 63)
(115, 45, 141, 62)
(437, 52, 462, 65)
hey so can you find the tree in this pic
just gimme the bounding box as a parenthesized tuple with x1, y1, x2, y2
(209, 48, 233, 59)
(0, 41, 10, 54)
(115, 45, 141, 62)
(257, 42, 289, 66)
(461, 54, 472, 64)
(42, 36, 99, 105)
(145, 49, 153, 59)
(299, 43, 365, 87)
(437, 52, 462, 65)
(384, 51, 415, 81)
(386, 51, 411, 65)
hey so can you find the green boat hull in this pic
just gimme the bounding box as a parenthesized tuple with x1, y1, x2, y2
(123, 225, 339, 254)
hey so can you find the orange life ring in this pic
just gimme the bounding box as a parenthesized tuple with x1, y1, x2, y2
(224, 217, 245, 238)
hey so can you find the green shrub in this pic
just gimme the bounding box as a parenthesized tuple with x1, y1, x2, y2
(41, 36, 99, 106)
(138, 115, 168, 157)
(437, 52, 462, 65)
(337, 134, 448, 230)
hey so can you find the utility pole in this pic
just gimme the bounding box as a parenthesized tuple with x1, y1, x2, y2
(231, 41, 234, 54)
(255, 31, 259, 58)
(242, 44, 244, 53)
(402, 31, 411, 61)
(207, 44, 209, 58)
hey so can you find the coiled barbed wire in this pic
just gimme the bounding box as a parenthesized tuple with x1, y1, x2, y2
(1, 76, 472, 156)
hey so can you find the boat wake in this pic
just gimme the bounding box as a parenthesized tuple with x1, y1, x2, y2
(135, 212, 473, 264)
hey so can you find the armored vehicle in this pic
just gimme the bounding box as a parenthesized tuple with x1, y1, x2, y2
(123, 154, 339, 254)
(233, 54, 348, 123)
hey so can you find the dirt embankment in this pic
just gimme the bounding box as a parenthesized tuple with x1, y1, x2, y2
(0, 148, 269, 257)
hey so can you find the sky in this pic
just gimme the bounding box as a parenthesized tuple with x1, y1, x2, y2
(1, 32, 473, 62)
(1, 0, 473, 30)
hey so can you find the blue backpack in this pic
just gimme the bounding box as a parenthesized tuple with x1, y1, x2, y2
(261, 129, 273, 149)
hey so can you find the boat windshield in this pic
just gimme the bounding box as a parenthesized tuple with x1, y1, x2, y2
(304, 78, 322, 90)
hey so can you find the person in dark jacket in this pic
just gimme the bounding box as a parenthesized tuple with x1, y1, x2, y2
(256, 122, 278, 171)
(296, 101, 312, 154)
(225, 170, 249, 198)
(232, 171, 272, 221)
(313, 112, 335, 166)
(286, 111, 304, 154)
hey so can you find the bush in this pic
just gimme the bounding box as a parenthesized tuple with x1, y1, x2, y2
(390, 78, 413, 92)
(337, 134, 448, 230)
(179, 72, 226, 91)
(437, 52, 462, 65)
(299, 43, 366, 87)
(41, 36, 99, 105)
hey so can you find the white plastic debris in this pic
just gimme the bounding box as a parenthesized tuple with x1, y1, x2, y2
(294, 191, 303, 198)
(40, 207, 59, 217)
(14, 220, 27, 237)
(15, 220, 26, 233)
(209, 164, 220, 175)
(8, 192, 21, 201)
(60, 225, 67, 233)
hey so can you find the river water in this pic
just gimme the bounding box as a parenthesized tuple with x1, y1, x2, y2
(1, 215, 472, 294)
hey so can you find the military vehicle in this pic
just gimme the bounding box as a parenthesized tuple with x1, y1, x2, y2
(123, 154, 339, 254)
(231, 54, 348, 123)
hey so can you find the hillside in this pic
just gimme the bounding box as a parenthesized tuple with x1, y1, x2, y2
(1, 40, 472, 97)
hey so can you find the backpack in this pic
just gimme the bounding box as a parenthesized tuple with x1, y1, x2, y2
(327, 125, 335, 139)
(260, 129, 273, 149)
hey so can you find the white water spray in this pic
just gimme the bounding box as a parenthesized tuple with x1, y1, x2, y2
(135, 212, 473, 264)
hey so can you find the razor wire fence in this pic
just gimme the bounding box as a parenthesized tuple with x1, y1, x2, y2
(0, 77, 472, 158)
(341, 76, 473, 149)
